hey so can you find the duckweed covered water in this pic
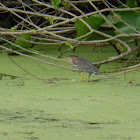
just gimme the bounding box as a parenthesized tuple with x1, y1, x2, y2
(0, 46, 140, 140)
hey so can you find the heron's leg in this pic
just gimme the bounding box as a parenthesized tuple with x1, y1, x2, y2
(87, 73, 91, 82)
(79, 72, 83, 82)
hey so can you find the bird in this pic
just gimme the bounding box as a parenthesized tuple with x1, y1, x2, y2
(62, 55, 98, 82)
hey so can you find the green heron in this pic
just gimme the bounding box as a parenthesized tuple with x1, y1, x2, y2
(62, 55, 98, 82)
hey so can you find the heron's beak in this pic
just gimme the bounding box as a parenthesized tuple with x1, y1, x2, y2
(62, 57, 70, 61)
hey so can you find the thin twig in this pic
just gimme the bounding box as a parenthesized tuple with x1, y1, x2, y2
(93, 67, 140, 82)
(5, 52, 54, 83)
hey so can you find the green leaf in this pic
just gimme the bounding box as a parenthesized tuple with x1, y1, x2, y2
(65, 42, 73, 48)
(126, 0, 137, 7)
(102, 14, 121, 27)
(75, 15, 104, 40)
(116, 11, 140, 29)
(63, 0, 70, 8)
(52, 0, 61, 8)
(48, 17, 56, 25)
(32, 29, 36, 34)
(66, 1, 70, 7)
(115, 11, 140, 41)
(11, 25, 18, 30)
(44, 17, 56, 25)
(13, 33, 32, 50)
(103, 10, 140, 41)
(115, 23, 136, 41)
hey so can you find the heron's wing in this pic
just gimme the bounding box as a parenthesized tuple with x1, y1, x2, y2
(73, 59, 98, 73)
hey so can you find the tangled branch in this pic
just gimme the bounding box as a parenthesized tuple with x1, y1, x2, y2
(0, 0, 140, 80)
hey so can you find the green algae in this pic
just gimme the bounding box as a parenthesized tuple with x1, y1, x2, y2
(0, 47, 140, 140)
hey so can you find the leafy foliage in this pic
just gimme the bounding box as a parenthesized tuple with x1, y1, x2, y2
(75, 15, 104, 40)
(11, 25, 18, 30)
(126, 0, 138, 7)
(65, 42, 73, 48)
(75, 0, 139, 42)
(52, 0, 61, 8)
(103, 10, 140, 41)
(13, 33, 32, 50)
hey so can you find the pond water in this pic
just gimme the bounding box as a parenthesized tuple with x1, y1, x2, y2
(0, 46, 140, 140)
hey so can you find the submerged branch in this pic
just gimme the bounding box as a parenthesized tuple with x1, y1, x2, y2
(93, 66, 140, 82)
